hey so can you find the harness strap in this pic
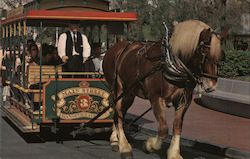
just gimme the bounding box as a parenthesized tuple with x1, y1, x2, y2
(199, 73, 218, 79)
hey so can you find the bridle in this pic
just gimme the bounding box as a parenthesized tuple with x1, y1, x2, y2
(196, 34, 220, 80)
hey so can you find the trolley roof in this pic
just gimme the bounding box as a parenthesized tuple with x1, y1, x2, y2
(1, 10, 137, 26)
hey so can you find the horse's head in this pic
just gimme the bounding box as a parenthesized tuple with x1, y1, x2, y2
(169, 20, 228, 92)
(195, 28, 227, 93)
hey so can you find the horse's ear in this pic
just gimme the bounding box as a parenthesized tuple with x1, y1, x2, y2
(200, 28, 212, 44)
(219, 27, 229, 40)
(214, 25, 230, 41)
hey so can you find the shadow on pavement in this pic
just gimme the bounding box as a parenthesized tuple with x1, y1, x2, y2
(2, 116, 111, 143)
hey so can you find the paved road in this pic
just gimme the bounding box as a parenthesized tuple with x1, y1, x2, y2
(0, 111, 229, 159)
(128, 97, 250, 152)
(0, 80, 233, 159)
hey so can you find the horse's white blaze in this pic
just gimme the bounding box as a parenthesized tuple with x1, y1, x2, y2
(145, 136, 162, 152)
(167, 135, 183, 159)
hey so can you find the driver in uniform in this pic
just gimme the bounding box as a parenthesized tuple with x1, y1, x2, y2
(57, 21, 91, 76)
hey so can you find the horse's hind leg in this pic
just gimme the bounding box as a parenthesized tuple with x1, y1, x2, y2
(110, 94, 135, 154)
(144, 96, 168, 153)
(167, 91, 192, 159)
(115, 95, 135, 158)
(110, 81, 135, 158)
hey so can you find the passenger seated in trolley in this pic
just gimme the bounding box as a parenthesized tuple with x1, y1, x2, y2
(26, 39, 35, 52)
(27, 43, 40, 65)
(42, 43, 62, 65)
(1, 49, 14, 103)
(48, 45, 63, 65)
(0, 47, 10, 104)
(57, 20, 91, 77)
(91, 43, 104, 72)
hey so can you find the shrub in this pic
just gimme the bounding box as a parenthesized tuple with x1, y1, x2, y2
(219, 50, 250, 78)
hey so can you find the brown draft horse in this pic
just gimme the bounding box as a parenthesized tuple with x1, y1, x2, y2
(103, 20, 226, 159)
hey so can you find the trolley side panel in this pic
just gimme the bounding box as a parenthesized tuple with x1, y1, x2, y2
(42, 78, 113, 123)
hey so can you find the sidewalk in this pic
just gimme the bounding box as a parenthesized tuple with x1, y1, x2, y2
(127, 97, 250, 153)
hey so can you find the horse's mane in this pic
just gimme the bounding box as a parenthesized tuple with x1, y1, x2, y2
(169, 20, 221, 62)
(210, 34, 221, 61)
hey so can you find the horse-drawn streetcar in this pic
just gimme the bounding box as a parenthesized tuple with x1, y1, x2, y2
(1, 0, 137, 135)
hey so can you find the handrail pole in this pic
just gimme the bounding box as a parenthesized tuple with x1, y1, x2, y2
(37, 21, 43, 129)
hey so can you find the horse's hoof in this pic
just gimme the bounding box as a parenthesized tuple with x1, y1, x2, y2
(121, 152, 133, 159)
(142, 142, 150, 154)
(111, 145, 119, 152)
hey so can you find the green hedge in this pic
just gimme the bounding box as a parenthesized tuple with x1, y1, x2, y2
(219, 50, 250, 79)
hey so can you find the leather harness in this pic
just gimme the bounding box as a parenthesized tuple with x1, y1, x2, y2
(71, 27, 219, 136)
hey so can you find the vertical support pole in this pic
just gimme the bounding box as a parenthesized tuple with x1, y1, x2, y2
(56, 27, 59, 47)
(10, 24, 16, 84)
(17, 22, 21, 81)
(89, 25, 93, 44)
(0, 24, 4, 108)
(38, 21, 43, 128)
(5, 26, 9, 81)
(106, 24, 109, 50)
(126, 22, 129, 40)
(22, 20, 27, 87)
(13, 23, 18, 81)
(98, 25, 101, 44)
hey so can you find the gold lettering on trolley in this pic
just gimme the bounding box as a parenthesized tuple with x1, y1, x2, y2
(51, 87, 111, 120)
(54, 87, 109, 108)
(58, 110, 112, 120)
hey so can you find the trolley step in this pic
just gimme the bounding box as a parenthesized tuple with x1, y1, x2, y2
(1, 106, 40, 133)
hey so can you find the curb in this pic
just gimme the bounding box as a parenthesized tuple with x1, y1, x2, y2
(138, 126, 250, 159)
(200, 94, 250, 119)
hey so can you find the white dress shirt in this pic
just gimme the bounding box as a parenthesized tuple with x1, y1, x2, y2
(57, 31, 91, 61)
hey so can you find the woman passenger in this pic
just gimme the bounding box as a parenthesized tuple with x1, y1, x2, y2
(27, 43, 40, 65)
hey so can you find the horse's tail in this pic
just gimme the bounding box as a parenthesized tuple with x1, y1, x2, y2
(103, 40, 132, 98)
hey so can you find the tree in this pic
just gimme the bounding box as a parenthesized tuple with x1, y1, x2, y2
(119, 0, 249, 41)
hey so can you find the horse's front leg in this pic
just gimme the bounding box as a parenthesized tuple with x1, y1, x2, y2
(167, 92, 192, 159)
(144, 97, 168, 153)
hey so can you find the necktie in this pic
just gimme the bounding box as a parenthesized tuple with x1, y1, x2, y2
(73, 32, 77, 46)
